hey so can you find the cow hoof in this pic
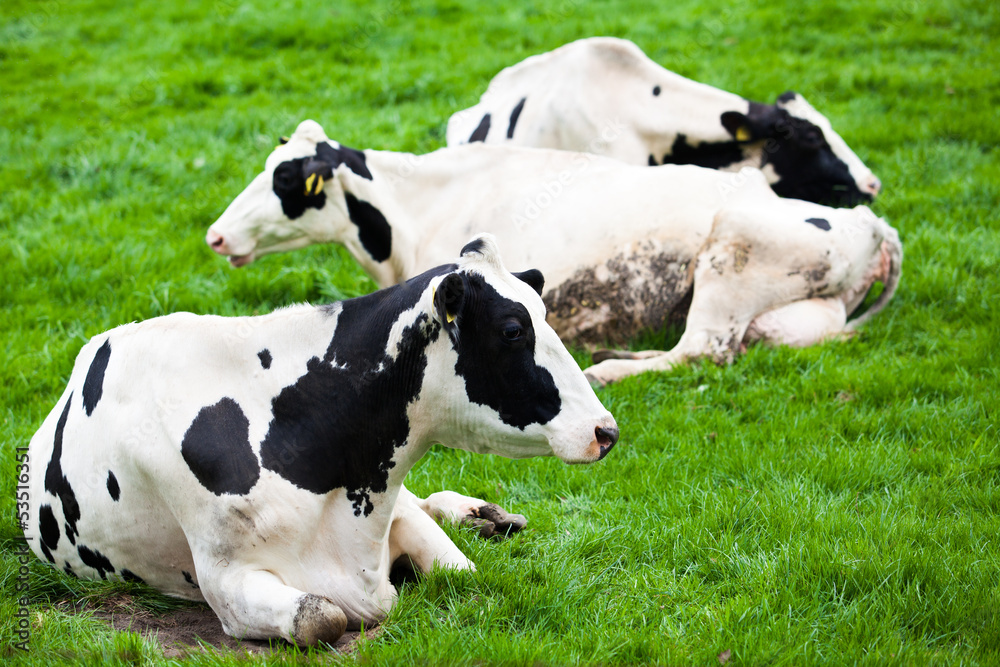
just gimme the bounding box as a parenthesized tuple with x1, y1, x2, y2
(591, 349, 638, 364)
(291, 594, 348, 646)
(470, 503, 527, 540)
(584, 369, 610, 388)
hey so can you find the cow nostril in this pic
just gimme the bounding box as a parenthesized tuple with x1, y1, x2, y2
(867, 177, 882, 195)
(206, 231, 226, 251)
(596, 425, 619, 460)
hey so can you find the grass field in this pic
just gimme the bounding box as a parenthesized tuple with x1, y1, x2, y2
(2, 0, 999, 664)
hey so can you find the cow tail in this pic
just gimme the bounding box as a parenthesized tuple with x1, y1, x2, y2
(847, 223, 902, 331)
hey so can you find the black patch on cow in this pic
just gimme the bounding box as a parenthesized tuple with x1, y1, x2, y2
(82, 339, 111, 416)
(63, 563, 77, 578)
(661, 133, 746, 171)
(648, 154, 658, 166)
(777, 90, 798, 104)
(507, 98, 526, 139)
(317, 141, 373, 181)
(805, 217, 832, 231)
(345, 193, 392, 262)
(271, 141, 373, 220)
(469, 114, 491, 142)
(258, 349, 273, 369)
(272, 159, 328, 220)
(452, 273, 561, 429)
(40, 543, 54, 563)
(77, 545, 115, 580)
(260, 265, 452, 515)
(39, 504, 60, 553)
(461, 238, 487, 256)
(722, 101, 869, 206)
(106, 471, 120, 501)
(45, 394, 82, 546)
(121, 569, 145, 585)
(181, 398, 259, 496)
(653, 85, 661, 96)
(183, 570, 200, 589)
(513, 269, 545, 296)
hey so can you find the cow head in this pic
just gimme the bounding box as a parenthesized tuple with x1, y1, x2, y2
(721, 93, 881, 206)
(206, 120, 382, 270)
(420, 235, 619, 464)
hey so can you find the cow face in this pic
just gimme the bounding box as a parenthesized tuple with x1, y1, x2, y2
(206, 120, 370, 267)
(423, 236, 618, 464)
(721, 93, 881, 206)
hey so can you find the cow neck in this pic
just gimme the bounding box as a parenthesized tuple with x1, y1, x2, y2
(640, 72, 755, 161)
(259, 269, 451, 527)
(334, 157, 419, 289)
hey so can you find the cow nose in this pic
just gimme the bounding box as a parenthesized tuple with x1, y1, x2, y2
(595, 425, 619, 460)
(206, 230, 227, 253)
(863, 176, 881, 196)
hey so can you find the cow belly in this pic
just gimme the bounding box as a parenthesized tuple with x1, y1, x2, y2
(24, 394, 200, 598)
(543, 248, 693, 346)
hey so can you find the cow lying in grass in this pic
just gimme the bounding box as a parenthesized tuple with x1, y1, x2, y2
(24, 236, 619, 645)
(447, 37, 881, 207)
(207, 120, 901, 385)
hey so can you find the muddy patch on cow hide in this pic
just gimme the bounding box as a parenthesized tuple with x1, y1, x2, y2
(58, 593, 377, 657)
(543, 249, 693, 346)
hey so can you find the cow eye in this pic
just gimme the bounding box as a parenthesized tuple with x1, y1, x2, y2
(273, 166, 297, 192)
(501, 321, 524, 342)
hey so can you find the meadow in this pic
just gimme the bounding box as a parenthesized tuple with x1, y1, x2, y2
(2, 0, 999, 664)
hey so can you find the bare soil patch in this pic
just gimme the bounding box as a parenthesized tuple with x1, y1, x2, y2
(61, 594, 377, 658)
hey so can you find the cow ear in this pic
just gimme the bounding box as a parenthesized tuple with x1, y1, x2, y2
(513, 269, 544, 296)
(302, 157, 334, 196)
(721, 111, 755, 142)
(434, 273, 466, 339)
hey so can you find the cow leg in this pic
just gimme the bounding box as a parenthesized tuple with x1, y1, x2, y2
(743, 298, 849, 348)
(585, 261, 770, 385)
(413, 488, 527, 539)
(193, 558, 347, 646)
(389, 487, 476, 573)
(591, 349, 669, 364)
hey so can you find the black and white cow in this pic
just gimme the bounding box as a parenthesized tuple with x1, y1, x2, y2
(24, 236, 619, 645)
(206, 120, 901, 385)
(446, 37, 881, 207)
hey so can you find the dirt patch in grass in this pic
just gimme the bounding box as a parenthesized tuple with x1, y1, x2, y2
(64, 594, 377, 657)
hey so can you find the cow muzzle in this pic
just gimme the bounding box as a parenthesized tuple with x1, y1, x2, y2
(206, 229, 255, 267)
(859, 175, 881, 198)
(595, 425, 619, 460)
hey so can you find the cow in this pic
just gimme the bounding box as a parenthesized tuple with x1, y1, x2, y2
(23, 235, 619, 646)
(446, 37, 881, 207)
(206, 120, 901, 385)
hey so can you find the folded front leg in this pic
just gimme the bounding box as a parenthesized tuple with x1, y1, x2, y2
(390, 487, 477, 573)
(194, 558, 347, 647)
(414, 489, 527, 539)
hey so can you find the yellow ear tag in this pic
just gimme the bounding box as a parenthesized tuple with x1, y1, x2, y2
(736, 126, 752, 142)
(304, 173, 316, 195)
(433, 285, 457, 323)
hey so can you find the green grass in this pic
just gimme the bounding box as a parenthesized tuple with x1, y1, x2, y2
(2, 0, 999, 664)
